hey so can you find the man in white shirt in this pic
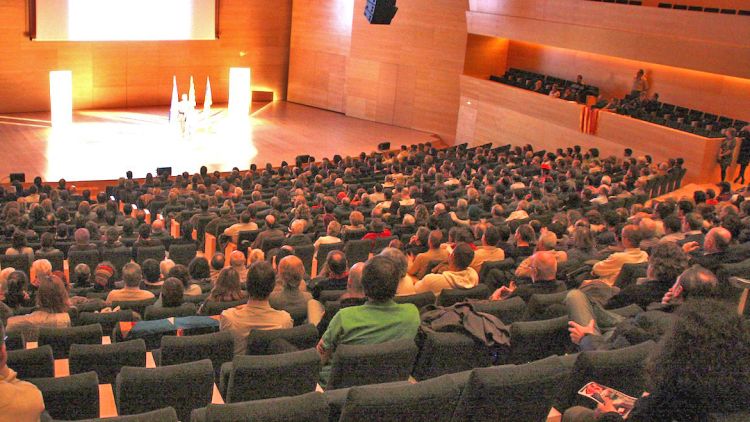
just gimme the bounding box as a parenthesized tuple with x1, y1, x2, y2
(106, 263, 156, 303)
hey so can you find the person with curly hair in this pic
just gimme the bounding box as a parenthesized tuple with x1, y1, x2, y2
(605, 242, 690, 310)
(564, 299, 750, 421)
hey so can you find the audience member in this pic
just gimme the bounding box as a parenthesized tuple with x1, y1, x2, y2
(106, 263, 155, 303)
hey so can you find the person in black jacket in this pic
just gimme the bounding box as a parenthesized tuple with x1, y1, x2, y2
(733, 130, 750, 184)
(564, 299, 750, 421)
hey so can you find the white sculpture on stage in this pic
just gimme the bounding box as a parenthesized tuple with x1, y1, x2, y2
(169, 75, 213, 138)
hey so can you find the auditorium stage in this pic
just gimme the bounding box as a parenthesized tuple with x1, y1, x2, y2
(0, 101, 441, 183)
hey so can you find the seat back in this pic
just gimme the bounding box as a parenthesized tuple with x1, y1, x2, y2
(328, 338, 419, 390)
(135, 246, 166, 265)
(525, 290, 569, 321)
(7, 345, 55, 378)
(342, 229, 367, 242)
(144, 303, 197, 320)
(509, 316, 571, 364)
(68, 250, 101, 282)
(372, 236, 397, 254)
(101, 247, 133, 280)
(568, 340, 656, 407)
(226, 348, 321, 403)
(452, 357, 570, 422)
(344, 239, 371, 265)
(111, 298, 158, 317)
(318, 289, 345, 303)
(246, 324, 319, 355)
(116, 359, 214, 422)
(260, 236, 284, 254)
(28, 371, 100, 420)
(394, 291, 437, 310)
(38, 323, 103, 358)
(77, 310, 137, 334)
(0, 253, 31, 277)
(5, 330, 25, 350)
(471, 297, 527, 325)
(412, 330, 492, 381)
(339, 374, 462, 422)
(69, 339, 147, 384)
(293, 244, 314, 275)
(203, 392, 329, 422)
(158, 331, 234, 377)
(48, 407, 180, 422)
(35, 250, 65, 272)
(316, 242, 344, 274)
(201, 299, 244, 316)
(437, 284, 491, 307)
(168, 243, 197, 266)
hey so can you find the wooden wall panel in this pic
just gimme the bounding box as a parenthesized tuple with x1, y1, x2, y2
(0, 0, 292, 113)
(288, 0, 353, 113)
(468, 0, 750, 79)
(506, 41, 750, 122)
(464, 34, 508, 79)
(457, 75, 724, 183)
(345, 0, 469, 142)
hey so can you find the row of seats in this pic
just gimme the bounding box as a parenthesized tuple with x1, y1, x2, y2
(613, 100, 748, 137)
(589, 0, 750, 15)
(489, 69, 600, 103)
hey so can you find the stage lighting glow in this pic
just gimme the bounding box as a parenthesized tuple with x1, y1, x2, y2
(50, 71, 73, 128)
(228, 68, 252, 119)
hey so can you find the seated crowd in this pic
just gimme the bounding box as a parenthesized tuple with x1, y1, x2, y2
(1, 141, 750, 421)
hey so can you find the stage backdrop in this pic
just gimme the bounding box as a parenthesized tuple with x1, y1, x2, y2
(0, 0, 292, 113)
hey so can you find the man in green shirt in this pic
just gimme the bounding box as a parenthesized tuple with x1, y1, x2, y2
(317, 255, 420, 387)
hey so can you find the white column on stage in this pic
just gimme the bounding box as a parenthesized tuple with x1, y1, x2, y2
(204, 76, 213, 115)
(49, 70, 73, 128)
(228, 67, 251, 119)
(189, 76, 196, 106)
(169, 75, 179, 124)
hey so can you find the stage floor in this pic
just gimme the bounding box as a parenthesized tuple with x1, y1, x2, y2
(0, 102, 440, 182)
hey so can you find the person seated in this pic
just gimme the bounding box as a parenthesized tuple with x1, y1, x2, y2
(220, 261, 293, 355)
(606, 242, 690, 310)
(204, 207, 236, 237)
(414, 242, 479, 296)
(567, 265, 718, 352)
(168, 264, 202, 296)
(491, 252, 566, 302)
(6, 275, 71, 341)
(141, 259, 162, 290)
(2, 271, 34, 316)
(71, 264, 92, 290)
(92, 262, 116, 292)
(308, 262, 368, 329)
(313, 221, 342, 255)
(223, 211, 258, 244)
(586, 225, 648, 288)
(68, 228, 98, 254)
(310, 251, 349, 299)
(30, 259, 53, 289)
(227, 251, 248, 283)
(100, 227, 123, 250)
(37, 232, 62, 256)
(269, 256, 312, 311)
(563, 299, 750, 422)
(681, 226, 733, 272)
(362, 218, 392, 243)
(148, 277, 196, 314)
(658, 215, 685, 244)
(469, 226, 506, 273)
(429, 203, 454, 232)
(341, 210, 366, 235)
(407, 230, 450, 280)
(133, 224, 162, 249)
(514, 230, 567, 279)
(149, 219, 172, 245)
(251, 215, 285, 249)
(379, 247, 417, 296)
(106, 262, 156, 303)
(284, 219, 312, 247)
(0, 322, 46, 422)
(208, 253, 225, 284)
(317, 256, 420, 387)
(198, 267, 247, 315)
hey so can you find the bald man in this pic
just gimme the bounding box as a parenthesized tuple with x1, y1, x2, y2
(308, 262, 368, 330)
(251, 214, 285, 249)
(229, 250, 249, 282)
(588, 225, 648, 286)
(492, 252, 565, 302)
(269, 255, 312, 311)
(150, 219, 172, 245)
(638, 217, 659, 251)
(682, 227, 733, 272)
(514, 230, 567, 278)
(284, 219, 312, 247)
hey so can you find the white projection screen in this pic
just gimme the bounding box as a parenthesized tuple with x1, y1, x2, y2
(35, 0, 216, 41)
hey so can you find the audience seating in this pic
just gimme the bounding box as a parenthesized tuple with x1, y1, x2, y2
(0, 253, 31, 279)
(168, 243, 197, 266)
(412, 330, 493, 381)
(394, 291, 437, 310)
(338, 374, 462, 422)
(315, 242, 344, 274)
(508, 316, 572, 364)
(76, 311, 137, 335)
(111, 298, 157, 317)
(293, 244, 314, 275)
(343, 239, 371, 265)
(526, 290, 570, 321)
(6, 345, 55, 379)
(115, 359, 214, 422)
(199, 299, 243, 316)
(152, 331, 234, 379)
(317, 289, 345, 303)
(192, 392, 329, 422)
(68, 250, 102, 282)
(327, 338, 419, 390)
(219, 348, 320, 403)
(45, 407, 180, 422)
(5, 330, 26, 350)
(38, 323, 104, 359)
(143, 303, 197, 320)
(28, 371, 100, 421)
(259, 236, 284, 254)
(135, 246, 166, 265)
(101, 247, 133, 280)
(451, 356, 571, 422)
(245, 324, 319, 355)
(36, 250, 65, 272)
(69, 339, 147, 384)
(436, 284, 491, 307)
(471, 297, 527, 325)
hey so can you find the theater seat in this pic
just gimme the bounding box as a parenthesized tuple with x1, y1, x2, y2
(38, 323, 103, 358)
(7, 345, 55, 379)
(245, 323, 319, 355)
(437, 284, 491, 307)
(509, 316, 572, 364)
(152, 331, 233, 379)
(394, 291, 436, 310)
(28, 372, 100, 421)
(327, 338, 418, 390)
(116, 359, 214, 422)
(451, 356, 571, 422)
(343, 239, 371, 265)
(470, 297, 527, 324)
(144, 303, 197, 320)
(412, 330, 493, 381)
(48, 407, 179, 422)
(339, 374, 462, 422)
(69, 339, 147, 384)
(219, 348, 320, 403)
(525, 290, 569, 321)
(77, 310, 137, 334)
(195, 392, 329, 422)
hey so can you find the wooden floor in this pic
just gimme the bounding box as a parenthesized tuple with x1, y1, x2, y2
(0, 101, 441, 183)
